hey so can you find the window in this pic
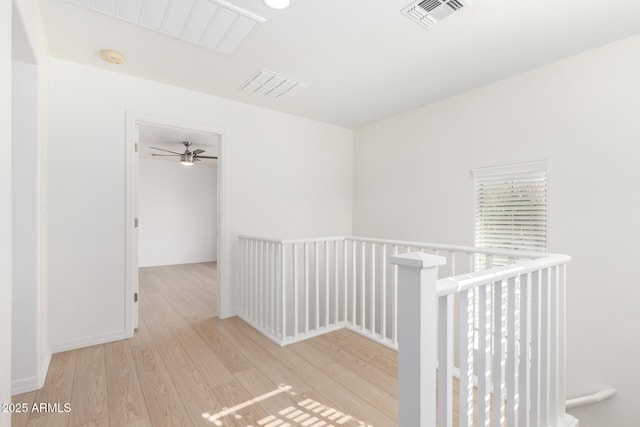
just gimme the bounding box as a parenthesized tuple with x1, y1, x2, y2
(471, 161, 549, 343)
(472, 160, 548, 267)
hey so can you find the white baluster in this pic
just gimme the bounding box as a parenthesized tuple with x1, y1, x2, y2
(242, 239, 247, 316)
(382, 244, 387, 341)
(478, 284, 492, 427)
(371, 243, 376, 335)
(438, 294, 453, 427)
(293, 243, 299, 339)
(262, 242, 266, 330)
(450, 251, 456, 276)
(343, 239, 348, 323)
(264, 241, 268, 328)
(305, 242, 310, 335)
(393, 244, 399, 346)
(531, 270, 541, 427)
(352, 240, 356, 326)
(458, 289, 474, 427)
(248, 240, 252, 321)
(269, 242, 274, 331)
(325, 240, 330, 328)
(361, 241, 366, 330)
(259, 241, 264, 327)
(270, 242, 276, 334)
(519, 273, 531, 427)
(315, 241, 319, 331)
(506, 276, 518, 425)
(334, 240, 339, 325)
(281, 243, 286, 341)
(549, 266, 559, 425)
(493, 279, 506, 427)
(558, 264, 567, 418)
(540, 268, 550, 426)
(252, 240, 257, 323)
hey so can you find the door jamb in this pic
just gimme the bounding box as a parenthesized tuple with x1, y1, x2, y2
(125, 111, 226, 338)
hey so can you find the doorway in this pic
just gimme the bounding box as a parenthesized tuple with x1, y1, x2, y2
(125, 112, 225, 337)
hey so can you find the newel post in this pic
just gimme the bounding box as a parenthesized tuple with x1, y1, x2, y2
(390, 252, 446, 427)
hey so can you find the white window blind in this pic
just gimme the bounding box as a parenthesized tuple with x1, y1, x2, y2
(473, 160, 548, 266)
(471, 160, 549, 346)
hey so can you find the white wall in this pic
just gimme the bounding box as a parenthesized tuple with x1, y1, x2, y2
(48, 58, 354, 351)
(0, 1, 13, 424)
(11, 60, 39, 392)
(11, 0, 50, 395)
(139, 158, 217, 267)
(353, 35, 640, 427)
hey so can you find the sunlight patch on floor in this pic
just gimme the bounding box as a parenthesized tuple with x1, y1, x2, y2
(201, 384, 374, 426)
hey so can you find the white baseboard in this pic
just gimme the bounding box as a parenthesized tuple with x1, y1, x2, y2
(344, 324, 399, 351)
(13, 331, 125, 395)
(50, 330, 127, 354)
(12, 374, 41, 396)
(139, 258, 217, 268)
(218, 307, 238, 319)
(11, 350, 52, 395)
(281, 323, 347, 346)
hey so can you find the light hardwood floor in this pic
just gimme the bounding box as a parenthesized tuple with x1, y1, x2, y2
(12, 262, 401, 427)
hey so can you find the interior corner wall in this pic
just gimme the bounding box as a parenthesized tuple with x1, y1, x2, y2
(138, 158, 217, 267)
(353, 35, 640, 427)
(11, 60, 39, 393)
(11, 0, 51, 395)
(0, 0, 13, 424)
(47, 58, 354, 351)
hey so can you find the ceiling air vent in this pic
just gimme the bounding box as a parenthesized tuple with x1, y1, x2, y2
(239, 69, 309, 98)
(402, 0, 470, 29)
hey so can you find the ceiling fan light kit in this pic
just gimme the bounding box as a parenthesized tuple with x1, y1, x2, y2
(150, 141, 217, 166)
(180, 153, 195, 166)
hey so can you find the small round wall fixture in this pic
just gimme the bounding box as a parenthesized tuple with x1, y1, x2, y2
(262, 0, 291, 10)
(100, 50, 125, 65)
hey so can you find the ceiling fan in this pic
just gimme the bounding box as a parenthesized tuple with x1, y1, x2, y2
(149, 141, 217, 166)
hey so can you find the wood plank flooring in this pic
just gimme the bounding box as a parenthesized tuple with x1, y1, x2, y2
(12, 262, 402, 427)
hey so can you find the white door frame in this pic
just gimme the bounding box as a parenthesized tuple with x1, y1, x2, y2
(125, 111, 226, 337)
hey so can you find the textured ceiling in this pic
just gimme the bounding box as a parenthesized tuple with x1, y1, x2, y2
(38, 0, 640, 128)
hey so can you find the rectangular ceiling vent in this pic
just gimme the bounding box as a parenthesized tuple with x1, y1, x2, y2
(402, 0, 470, 29)
(239, 69, 309, 98)
(67, 0, 265, 56)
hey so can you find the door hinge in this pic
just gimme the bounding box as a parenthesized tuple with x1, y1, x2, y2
(134, 292, 138, 303)
(134, 218, 139, 228)
(135, 143, 139, 152)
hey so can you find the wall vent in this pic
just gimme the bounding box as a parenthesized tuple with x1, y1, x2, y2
(402, 0, 470, 29)
(238, 69, 309, 98)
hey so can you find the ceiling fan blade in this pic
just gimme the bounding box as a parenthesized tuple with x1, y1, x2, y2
(194, 155, 218, 159)
(151, 153, 180, 156)
(192, 149, 205, 155)
(149, 147, 182, 155)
